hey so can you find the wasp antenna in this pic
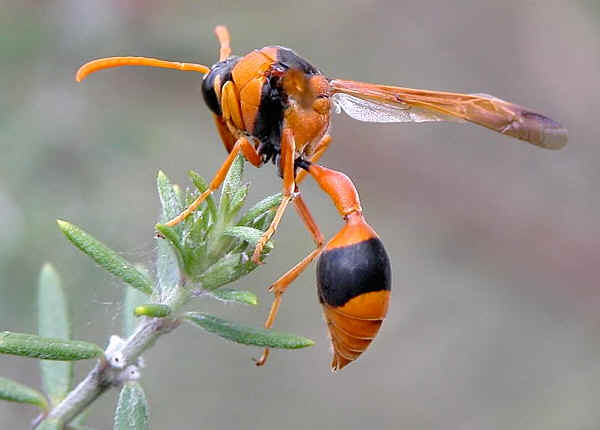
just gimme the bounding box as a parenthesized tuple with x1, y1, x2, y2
(75, 57, 210, 82)
(214, 25, 232, 61)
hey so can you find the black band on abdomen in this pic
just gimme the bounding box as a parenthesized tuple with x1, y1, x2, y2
(317, 237, 391, 307)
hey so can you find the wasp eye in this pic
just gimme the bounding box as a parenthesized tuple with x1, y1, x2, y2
(313, 95, 330, 114)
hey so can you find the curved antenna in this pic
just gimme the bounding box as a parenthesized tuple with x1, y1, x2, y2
(214, 25, 232, 61)
(76, 57, 210, 82)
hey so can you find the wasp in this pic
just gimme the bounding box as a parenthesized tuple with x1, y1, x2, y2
(76, 26, 567, 371)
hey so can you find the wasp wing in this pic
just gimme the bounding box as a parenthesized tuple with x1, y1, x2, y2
(329, 79, 567, 149)
(332, 92, 464, 124)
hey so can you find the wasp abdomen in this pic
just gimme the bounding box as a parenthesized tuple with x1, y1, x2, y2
(317, 223, 391, 371)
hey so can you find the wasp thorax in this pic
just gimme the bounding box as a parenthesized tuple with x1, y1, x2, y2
(313, 96, 330, 114)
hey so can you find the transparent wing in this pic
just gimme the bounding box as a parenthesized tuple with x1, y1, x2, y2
(332, 92, 464, 124)
(329, 79, 567, 150)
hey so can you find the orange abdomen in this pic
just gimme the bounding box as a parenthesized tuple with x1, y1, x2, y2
(316, 220, 391, 371)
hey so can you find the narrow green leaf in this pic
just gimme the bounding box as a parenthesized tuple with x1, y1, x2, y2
(155, 224, 186, 266)
(209, 288, 258, 305)
(57, 220, 153, 295)
(38, 263, 72, 406)
(0, 332, 103, 360)
(155, 231, 181, 298)
(219, 154, 244, 216)
(237, 193, 282, 227)
(123, 287, 148, 337)
(223, 226, 273, 261)
(228, 183, 249, 217)
(222, 226, 270, 249)
(185, 312, 314, 349)
(189, 171, 216, 221)
(196, 253, 254, 290)
(252, 207, 277, 233)
(186, 205, 210, 247)
(0, 377, 48, 410)
(172, 184, 184, 208)
(157, 170, 183, 223)
(134, 304, 171, 318)
(114, 381, 149, 430)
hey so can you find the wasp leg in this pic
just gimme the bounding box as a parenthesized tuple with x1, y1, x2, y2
(221, 81, 244, 131)
(256, 192, 325, 366)
(164, 136, 262, 227)
(251, 128, 296, 263)
(215, 25, 232, 61)
(212, 76, 245, 153)
(213, 114, 237, 153)
(295, 134, 332, 184)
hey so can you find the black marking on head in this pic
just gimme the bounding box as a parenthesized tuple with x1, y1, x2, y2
(254, 71, 286, 165)
(317, 237, 391, 307)
(276, 47, 320, 75)
(201, 56, 240, 116)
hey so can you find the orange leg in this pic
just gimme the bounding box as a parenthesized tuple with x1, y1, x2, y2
(295, 134, 332, 184)
(213, 75, 245, 152)
(164, 136, 261, 227)
(221, 81, 244, 131)
(256, 192, 325, 366)
(215, 25, 232, 61)
(251, 128, 296, 263)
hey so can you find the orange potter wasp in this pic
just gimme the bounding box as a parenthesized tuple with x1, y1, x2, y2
(77, 26, 567, 371)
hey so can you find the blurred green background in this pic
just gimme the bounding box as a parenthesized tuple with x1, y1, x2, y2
(2, 0, 599, 428)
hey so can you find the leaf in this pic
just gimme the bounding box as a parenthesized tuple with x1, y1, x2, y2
(229, 183, 249, 217)
(0, 332, 103, 360)
(134, 304, 171, 318)
(38, 263, 72, 406)
(196, 253, 255, 290)
(172, 184, 184, 208)
(114, 381, 149, 430)
(185, 312, 314, 349)
(157, 170, 183, 223)
(209, 288, 258, 305)
(0, 376, 48, 410)
(123, 287, 148, 337)
(222, 226, 273, 262)
(237, 193, 282, 227)
(155, 231, 181, 299)
(57, 220, 153, 295)
(155, 224, 185, 267)
(189, 171, 216, 221)
(222, 226, 271, 249)
(219, 154, 244, 217)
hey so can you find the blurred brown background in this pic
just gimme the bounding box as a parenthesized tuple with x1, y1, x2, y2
(1, 1, 599, 428)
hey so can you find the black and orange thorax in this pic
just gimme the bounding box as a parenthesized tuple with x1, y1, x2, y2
(201, 46, 331, 167)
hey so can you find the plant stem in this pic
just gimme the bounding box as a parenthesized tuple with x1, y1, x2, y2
(34, 289, 184, 428)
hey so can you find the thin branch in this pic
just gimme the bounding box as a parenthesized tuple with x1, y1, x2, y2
(34, 316, 180, 428)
